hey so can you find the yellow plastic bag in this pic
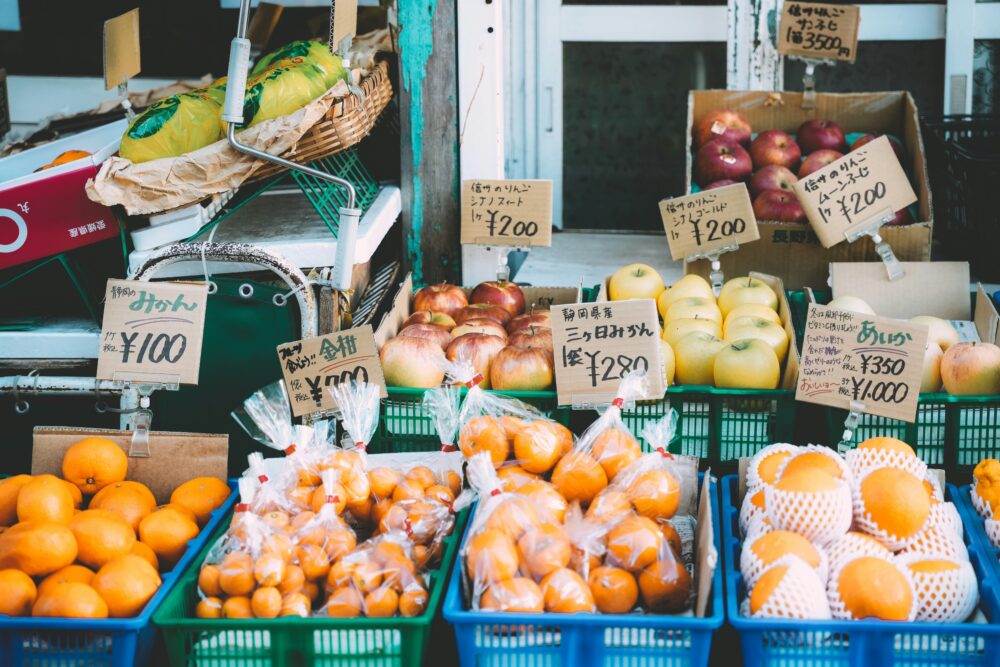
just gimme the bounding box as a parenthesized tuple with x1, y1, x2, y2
(253, 39, 346, 87)
(119, 89, 224, 164)
(229, 61, 329, 132)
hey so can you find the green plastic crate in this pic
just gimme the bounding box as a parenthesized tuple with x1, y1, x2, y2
(789, 289, 1000, 474)
(153, 507, 469, 667)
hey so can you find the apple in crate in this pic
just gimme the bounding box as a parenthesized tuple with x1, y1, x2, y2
(798, 149, 844, 178)
(713, 339, 780, 390)
(724, 316, 789, 365)
(451, 318, 508, 343)
(490, 347, 554, 391)
(941, 342, 1000, 395)
(674, 332, 726, 386)
(380, 337, 446, 388)
(910, 316, 959, 351)
(663, 318, 722, 348)
(850, 133, 905, 163)
(704, 179, 738, 190)
(609, 263, 665, 301)
(413, 283, 468, 318)
(471, 281, 526, 317)
(456, 303, 512, 327)
(752, 190, 805, 223)
(403, 310, 456, 331)
(397, 323, 453, 350)
(509, 311, 551, 335)
(886, 208, 914, 226)
(446, 333, 506, 389)
(509, 327, 554, 356)
(694, 140, 753, 187)
(717, 277, 778, 317)
(750, 130, 802, 170)
(749, 165, 798, 197)
(827, 296, 876, 316)
(797, 119, 847, 154)
(658, 274, 714, 313)
(922, 344, 944, 393)
(693, 109, 752, 148)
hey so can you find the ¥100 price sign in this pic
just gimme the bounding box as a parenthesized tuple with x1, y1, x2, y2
(659, 183, 759, 260)
(796, 304, 928, 422)
(550, 299, 665, 407)
(461, 179, 553, 247)
(97, 279, 208, 385)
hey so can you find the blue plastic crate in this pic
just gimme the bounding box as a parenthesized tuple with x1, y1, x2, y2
(0, 479, 239, 667)
(442, 474, 724, 667)
(956, 483, 1000, 587)
(720, 475, 1000, 667)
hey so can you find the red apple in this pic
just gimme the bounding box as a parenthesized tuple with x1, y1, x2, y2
(397, 323, 452, 350)
(941, 342, 1000, 395)
(704, 179, 738, 190)
(749, 130, 802, 170)
(451, 318, 509, 343)
(402, 310, 456, 331)
(489, 346, 554, 391)
(694, 140, 753, 188)
(509, 311, 552, 334)
(885, 207, 914, 226)
(471, 281, 526, 317)
(797, 119, 847, 154)
(798, 149, 844, 178)
(455, 303, 512, 327)
(412, 283, 467, 318)
(752, 190, 806, 223)
(380, 336, 446, 388)
(693, 109, 752, 148)
(508, 327, 554, 356)
(749, 165, 798, 197)
(850, 133, 905, 163)
(445, 333, 507, 389)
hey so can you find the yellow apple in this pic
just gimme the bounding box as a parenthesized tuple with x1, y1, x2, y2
(657, 274, 715, 313)
(921, 343, 943, 393)
(941, 342, 1000, 395)
(910, 315, 960, 351)
(724, 317, 789, 365)
(663, 297, 723, 324)
(827, 295, 876, 316)
(662, 340, 675, 386)
(717, 277, 778, 317)
(662, 317, 722, 348)
(609, 263, 665, 301)
(723, 304, 780, 334)
(674, 332, 726, 386)
(713, 339, 780, 389)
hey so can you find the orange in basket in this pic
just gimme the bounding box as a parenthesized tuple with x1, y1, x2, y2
(551, 451, 608, 505)
(591, 428, 642, 480)
(460, 416, 511, 466)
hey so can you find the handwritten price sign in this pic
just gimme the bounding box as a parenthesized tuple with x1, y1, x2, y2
(796, 304, 928, 422)
(793, 136, 917, 249)
(550, 299, 665, 407)
(777, 2, 860, 63)
(461, 179, 553, 247)
(97, 279, 208, 384)
(277, 325, 387, 417)
(659, 183, 759, 260)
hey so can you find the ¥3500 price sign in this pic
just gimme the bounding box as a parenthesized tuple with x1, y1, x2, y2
(777, 2, 860, 63)
(461, 179, 553, 247)
(659, 183, 759, 260)
(550, 299, 665, 407)
(97, 279, 208, 385)
(796, 304, 929, 422)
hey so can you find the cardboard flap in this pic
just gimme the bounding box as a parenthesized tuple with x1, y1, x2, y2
(975, 283, 1000, 345)
(830, 262, 971, 320)
(694, 471, 717, 618)
(32, 427, 228, 504)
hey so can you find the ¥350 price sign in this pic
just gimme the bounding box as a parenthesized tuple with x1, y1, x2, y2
(796, 304, 929, 422)
(97, 279, 208, 385)
(550, 299, 665, 407)
(777, 2, 860, 63)
(659, 183, 759, 260)
(461, 179, 553, 247)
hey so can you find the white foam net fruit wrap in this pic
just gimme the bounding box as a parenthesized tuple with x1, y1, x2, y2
(898, 526, 969, 562)
(740, 531, 829, 590)
(851, 469, 930, 551)
(748, 555, 832, 621)
(986, 519, 1000, 549)
(928, 501, 965, 543)
(827, 555, 918, 621)
(970, 481, 994, 519)
(775, 444, 854, 486)
(764, 483, 852, 545)
(823, 532, 893, 570)
(746, 443, 799, 493)
(739, 488, 768, 536)
(896, 554, 979, 623)
(845, 447, 927, 481)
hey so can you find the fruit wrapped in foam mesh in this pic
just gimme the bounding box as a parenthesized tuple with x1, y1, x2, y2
(985, 519, 1000, 549)
(739, 486, 771, 536)
(774, 444, 853, 487)
(898, 526, 969, 562)
(740, 529, 829, 590)
(845, 437, 927, 481)
(896, 553, 979, 622)
(763, 467, 852, 544)
(823, 531, 893, 569)
(746, 555, 831, 620)
(826, 554, 919, 621)
(745, 443, 798, 494)
(851, 467, 931, 551)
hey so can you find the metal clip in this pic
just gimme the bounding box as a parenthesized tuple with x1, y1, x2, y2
(117, 82, 136, 121)
(686, 244, 739, 297)
(130, 405, 152, 457)
(496, 251, 511, 282)
(801, 60, 818, 110)
(845, 208, 904, 281)
(838, 400, 865, 454)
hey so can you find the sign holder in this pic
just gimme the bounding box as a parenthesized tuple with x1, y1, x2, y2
(107, 372, 183, 457)
(103, 9, 141, 121)
(838, 398, 866, 453)
(798, 57, 833, 110)
(686, 243, 740, 296)
(844, 207, 904, 280)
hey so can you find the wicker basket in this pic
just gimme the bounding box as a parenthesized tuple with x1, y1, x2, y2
(250, 59, 393, 182)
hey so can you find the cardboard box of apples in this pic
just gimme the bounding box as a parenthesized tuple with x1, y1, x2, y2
(684, 90, 933, 290)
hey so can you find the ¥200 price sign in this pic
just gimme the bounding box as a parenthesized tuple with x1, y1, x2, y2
(97, 279, 208, 385)
(461, 179, 553, 247)
(796, 304, 928, 422)
(777, 2, 860, 63)
(550, 299, 665, 407)
(659, 183, 759, 260)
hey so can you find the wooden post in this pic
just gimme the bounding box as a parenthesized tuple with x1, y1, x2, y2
(397, 0, 460, 285)
(727, 0, 783, 90)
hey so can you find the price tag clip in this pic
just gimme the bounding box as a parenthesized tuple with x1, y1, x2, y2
(838, 399, 865, 454)
(130, 404, 152, 457)
(686, 243, 739, 296)
(844, 208, 904, 281)
(800, 58, 828, 110)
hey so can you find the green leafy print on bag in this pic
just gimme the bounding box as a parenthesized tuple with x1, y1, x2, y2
(127, 96, 180, 140)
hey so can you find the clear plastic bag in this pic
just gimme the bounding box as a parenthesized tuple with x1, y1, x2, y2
(329, 379, 381, 454)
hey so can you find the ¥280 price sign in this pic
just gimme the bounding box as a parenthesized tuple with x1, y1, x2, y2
(659, 183, 759, 260)
(461, 179, 553, 247)
(796, 304, 928, 422)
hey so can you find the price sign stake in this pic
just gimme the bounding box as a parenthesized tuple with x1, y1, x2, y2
(97, 279, 208, 385)
(461, 179, 553, 247)
(550, 299, 665, 408)
(777, 2, 860, 63)
(277, 325, 387, 418)
(103, 9, 141, 91)
(796, 304, 929, 442)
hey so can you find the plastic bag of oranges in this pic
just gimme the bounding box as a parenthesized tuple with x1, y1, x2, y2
(329, 379, 381, 455)
(321, 530, 430, 618)
(290, 469, 359, 584)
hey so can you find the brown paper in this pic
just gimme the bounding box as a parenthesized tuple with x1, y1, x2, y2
(104, 9, 141, 90)
(694, 471, 717, 618)
(278, 325, 388, 418)
(830, 261, 971, 321)
(97, 279, 208, 385)
(550, 299, 665, 406)
(660, 183, 759, 261)
(32, 427, 228, 504)
(777, 2, 860, 63)
(793, 136, 917, 248)
(461, 179, 553, 247)
(796, 304, 928, 422)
